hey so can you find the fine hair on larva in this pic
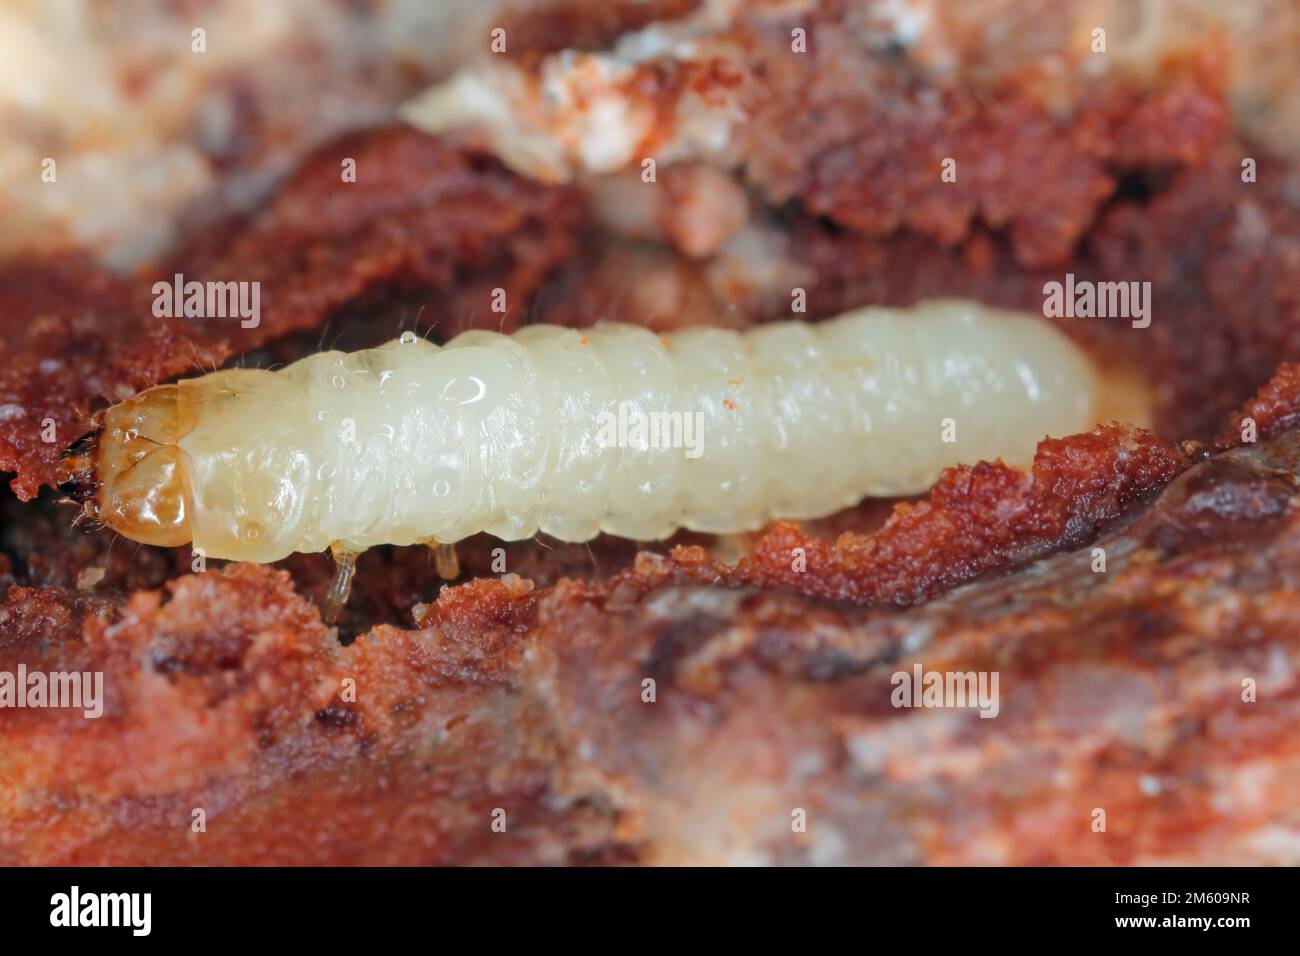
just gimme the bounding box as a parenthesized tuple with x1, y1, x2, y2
(59, 299, 1098, 619)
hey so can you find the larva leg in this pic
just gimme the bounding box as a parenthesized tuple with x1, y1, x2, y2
(430, 541, 460, 581)
(324, 543, 359, 625)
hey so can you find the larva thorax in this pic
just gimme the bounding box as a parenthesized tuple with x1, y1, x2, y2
(64, 301, 1100, 566)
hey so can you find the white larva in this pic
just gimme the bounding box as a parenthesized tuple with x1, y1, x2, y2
(65, 299, 1095, 606)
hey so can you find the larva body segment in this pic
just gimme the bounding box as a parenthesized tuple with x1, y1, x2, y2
(79, 300, 1096, 563)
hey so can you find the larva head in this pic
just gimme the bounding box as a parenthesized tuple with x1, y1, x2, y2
(59, 384, 195, 548)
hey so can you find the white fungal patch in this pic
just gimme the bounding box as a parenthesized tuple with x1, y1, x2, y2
(96, 300, 1096, 562)
(400, 14, 744, 183)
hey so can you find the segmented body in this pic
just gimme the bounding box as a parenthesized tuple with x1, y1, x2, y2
(83, 300, 1096, 562)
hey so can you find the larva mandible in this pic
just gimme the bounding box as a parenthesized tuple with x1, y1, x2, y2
(61, 299, 1096, 617)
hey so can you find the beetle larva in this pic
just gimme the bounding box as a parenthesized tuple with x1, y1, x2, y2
(61, 299, 1096, 618)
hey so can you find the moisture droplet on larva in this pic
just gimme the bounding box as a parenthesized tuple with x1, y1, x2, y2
(399, 331, 418, 345)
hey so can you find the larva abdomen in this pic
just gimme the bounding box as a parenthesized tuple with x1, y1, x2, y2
(86, 300, 1096, 563)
